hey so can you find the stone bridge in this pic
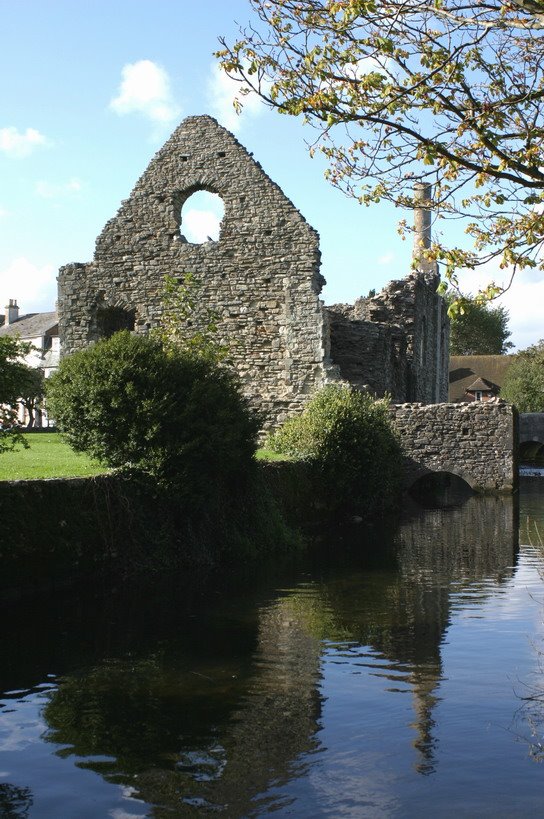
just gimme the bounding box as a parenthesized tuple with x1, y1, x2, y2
(519, 413, 544, 460)
(390, 400, 517, 493)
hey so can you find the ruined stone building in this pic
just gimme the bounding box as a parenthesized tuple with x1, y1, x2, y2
(58, 115, 449, 431)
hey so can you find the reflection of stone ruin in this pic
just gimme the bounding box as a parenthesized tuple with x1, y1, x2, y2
(58, 115, 449, 431)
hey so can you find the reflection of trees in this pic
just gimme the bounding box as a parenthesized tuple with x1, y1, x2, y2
(0, 784, 33, 818)
(37, 493, 518, 814)
(43, 591, 325, 816)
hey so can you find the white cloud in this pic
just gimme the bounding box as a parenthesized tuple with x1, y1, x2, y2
(35, 177, 82, 199)
(207, 63, 265, 132)
(498, 276, 544, 351)
(179, 191, 224, 243)
(0, 258, 57, 313)
(343, 57, 390, 80)
(456, 262, 544, 351)
(182, 209, 221, 243)
(0, 206, 9, 218)
(378, 252, 395, 266)
(110, 60, 180, 126)
(0, 126, 49, 158)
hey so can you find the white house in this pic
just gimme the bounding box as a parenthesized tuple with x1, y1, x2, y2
(0, 299, 59, 427)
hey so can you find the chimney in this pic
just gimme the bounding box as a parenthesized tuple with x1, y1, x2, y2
(413, 182, 437, 279)
(5, 299, 19, 325)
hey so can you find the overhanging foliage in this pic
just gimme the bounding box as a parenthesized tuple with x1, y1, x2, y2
(218, 0, 544, 296)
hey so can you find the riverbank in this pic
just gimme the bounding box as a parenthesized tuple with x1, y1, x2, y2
(0, 462, 326, 603)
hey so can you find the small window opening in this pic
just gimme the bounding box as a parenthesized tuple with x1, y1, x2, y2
(217, 151, 226, 158)
(475, 390, 483, 401)
(462, 427, 470, 436)
(179, 191, 225, 244)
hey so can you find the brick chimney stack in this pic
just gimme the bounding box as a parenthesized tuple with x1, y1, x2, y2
(5, 299, 19, 325)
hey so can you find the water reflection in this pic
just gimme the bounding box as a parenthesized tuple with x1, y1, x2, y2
(408, 471, 474, 508)
(0, 783, 33, 818)
(0, 485, 531, 817)
(512, 478, 544, 764)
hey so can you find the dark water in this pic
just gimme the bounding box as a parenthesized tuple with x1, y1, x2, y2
(2, 480, 544, 817)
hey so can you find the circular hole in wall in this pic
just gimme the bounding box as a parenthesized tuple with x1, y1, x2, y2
(179, 191, 225, 244)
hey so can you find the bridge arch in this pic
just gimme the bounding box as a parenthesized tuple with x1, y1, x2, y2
(406, 467, 476, 493)
(407, 469, 475, 506)
(519, 439, 544, 461)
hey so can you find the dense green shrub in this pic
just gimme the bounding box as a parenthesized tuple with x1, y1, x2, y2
(46, 331, 259, 506)
(268, 384, 402, 516)
(501, 340, 544, 412)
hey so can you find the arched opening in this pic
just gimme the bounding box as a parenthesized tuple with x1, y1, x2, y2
(178, 190, 225, 244)
(409, 471, 474, 508)
(97, 306, 136, 339)
(519, 440, 544, 465)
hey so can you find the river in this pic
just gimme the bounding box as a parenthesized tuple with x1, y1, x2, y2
(1, 478, 544, 817)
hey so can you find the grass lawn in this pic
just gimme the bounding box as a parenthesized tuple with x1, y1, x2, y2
(0, 433, 293, 481)
(255, 448, 295, 462)
(0, 432, 107, 481)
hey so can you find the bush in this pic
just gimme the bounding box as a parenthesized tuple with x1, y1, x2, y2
(267, 384, 402, 517)
(501, 340, 544, 412)
(46, 331, 260, 506)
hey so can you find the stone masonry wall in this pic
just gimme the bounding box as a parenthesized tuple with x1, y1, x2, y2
(58, 116, 330, 432)
(325, 305, 407, 399)
(390, 400, 517, 493)
(58, 114, 450, 433)
(327, 272, 449, 404)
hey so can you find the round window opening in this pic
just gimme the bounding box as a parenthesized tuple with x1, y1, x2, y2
(179, 191, 225, 244)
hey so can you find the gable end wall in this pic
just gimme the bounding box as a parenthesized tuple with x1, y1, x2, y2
(58, 116, 329, 431)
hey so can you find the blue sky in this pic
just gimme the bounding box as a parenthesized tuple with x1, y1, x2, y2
(0, 0, 541, 349)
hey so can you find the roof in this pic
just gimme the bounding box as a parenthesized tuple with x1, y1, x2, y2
(449, 355, 516, 402)
(0, 311, 58, 339)
(466, 377, 495, 392)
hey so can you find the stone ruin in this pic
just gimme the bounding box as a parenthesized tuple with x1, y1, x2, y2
(58, 115, 449, 432)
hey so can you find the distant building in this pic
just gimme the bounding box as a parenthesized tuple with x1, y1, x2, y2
(449, 355, 515, 403)
(0, 299, 59, 427)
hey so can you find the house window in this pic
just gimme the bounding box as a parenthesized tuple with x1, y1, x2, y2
(475, 390, 483, 401)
